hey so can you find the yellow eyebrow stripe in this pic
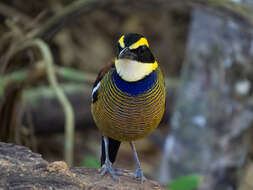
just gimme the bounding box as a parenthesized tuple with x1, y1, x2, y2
(129, 37, 149, 49)
(119, 35, 125, 48)
(152, 61, 158, 70)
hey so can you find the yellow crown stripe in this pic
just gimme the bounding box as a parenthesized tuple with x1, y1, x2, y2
(119, 35, 125, 48)
(129, 37, 149, 49)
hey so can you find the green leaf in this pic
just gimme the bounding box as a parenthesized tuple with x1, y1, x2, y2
(166, 174, 203, 190)
(81, 156, 100, 168)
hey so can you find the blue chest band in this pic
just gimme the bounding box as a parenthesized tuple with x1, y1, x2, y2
(112, 70, 157, 96)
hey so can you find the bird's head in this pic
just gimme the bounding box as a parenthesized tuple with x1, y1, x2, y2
(115, 33, 158, 82)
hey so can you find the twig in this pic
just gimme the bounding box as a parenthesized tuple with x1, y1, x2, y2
(1, 0, 111, 74)
(28, 0, 253, 41)
(0, 2, 32, 24)
(58, 67, 96, 83)
(0, 67, 96, 97)
(25, 106, 38, 152)
(20, 39, 75, 166)
(22, 83, 91, 104)
(27, 0, 109, 40)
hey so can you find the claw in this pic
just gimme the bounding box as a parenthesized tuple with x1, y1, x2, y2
(100, 160, 121, 180)
(131, 167, 146, 182)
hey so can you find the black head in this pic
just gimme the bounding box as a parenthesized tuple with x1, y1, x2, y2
(116, 33, 155, 63)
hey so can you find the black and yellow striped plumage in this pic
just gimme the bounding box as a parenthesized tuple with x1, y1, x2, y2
(92, 66, 165, 142)
(91, 33, 165, 181)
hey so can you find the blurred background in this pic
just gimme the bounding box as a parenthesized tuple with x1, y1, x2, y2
(1, 0, 253, 190)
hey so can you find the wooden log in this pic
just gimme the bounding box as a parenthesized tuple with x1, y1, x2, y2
(0, 142, 167, 190)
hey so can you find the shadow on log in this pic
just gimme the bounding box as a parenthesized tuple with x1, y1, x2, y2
(0, 142, 166, 190)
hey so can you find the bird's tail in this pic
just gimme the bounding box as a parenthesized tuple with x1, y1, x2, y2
(101, 136, 121, 166)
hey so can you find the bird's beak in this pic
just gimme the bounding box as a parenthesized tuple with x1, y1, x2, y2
(118, 47, 137, 60)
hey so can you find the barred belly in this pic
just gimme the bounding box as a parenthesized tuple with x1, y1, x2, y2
(91, 69, 165, 142)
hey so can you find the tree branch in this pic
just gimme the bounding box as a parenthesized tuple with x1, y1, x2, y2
(19, 39, 75, 166)
(27, 0, 110, 40)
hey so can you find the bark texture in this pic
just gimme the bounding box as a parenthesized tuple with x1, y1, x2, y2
(0, 142, 166, 190)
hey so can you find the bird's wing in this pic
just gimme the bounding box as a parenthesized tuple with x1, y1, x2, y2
(91, 60, 121, 165)
(91, 60, 115, 103)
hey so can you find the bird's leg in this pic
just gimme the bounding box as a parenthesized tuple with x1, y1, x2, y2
(100, 136, 120, 180)
(130, 142, 146, 182)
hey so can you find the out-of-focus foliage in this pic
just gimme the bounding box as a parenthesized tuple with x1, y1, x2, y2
(166, 174, 203, 190)
(81, 155, 100, 168)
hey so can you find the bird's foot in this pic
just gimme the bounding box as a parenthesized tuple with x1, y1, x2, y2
(100, 160, 122, 180)
(131, 167, 146, 182)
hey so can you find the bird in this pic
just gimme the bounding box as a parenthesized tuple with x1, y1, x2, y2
(91, 33, 165, 181)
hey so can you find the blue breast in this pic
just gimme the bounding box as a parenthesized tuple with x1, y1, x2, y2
(112, 70, 157, 96)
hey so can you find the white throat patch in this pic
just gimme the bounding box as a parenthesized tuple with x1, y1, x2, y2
(115, 59, 155, 82)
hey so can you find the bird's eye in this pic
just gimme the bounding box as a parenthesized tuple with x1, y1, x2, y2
(138, 46, 147, 54)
